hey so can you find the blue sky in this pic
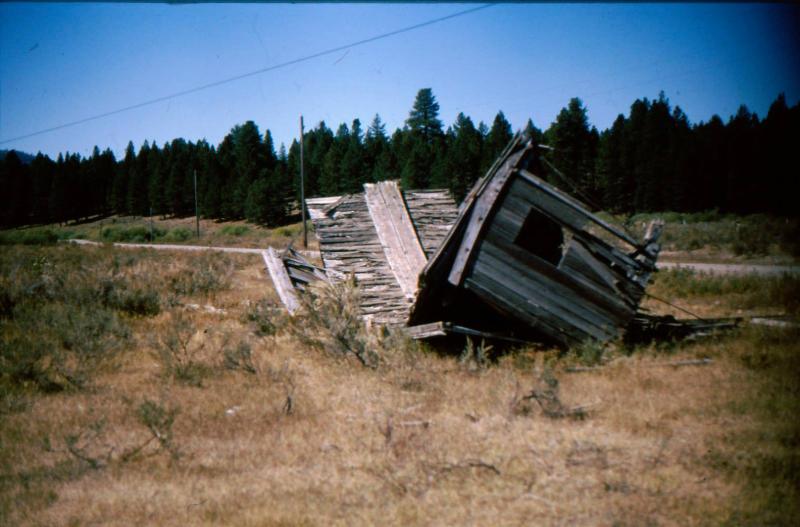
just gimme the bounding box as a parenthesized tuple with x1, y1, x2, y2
(1, 3, 798, 159)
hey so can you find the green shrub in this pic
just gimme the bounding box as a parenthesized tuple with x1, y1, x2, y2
(152, 312, 210, 387)
(168, 252, 233, 297)
(0, 303, 129, 393)
(223, 341, 257, 374)
(0, 229, 58, 246)
(98, 278, 161, 317)
(564, 339, 606, 366)
(289, 277, 378, 368)
(244, 298, 284, 337)
(163, 227, 192, 242)
(100, 226, 165, 243)
(732, 223, 771, 256)
(136, 399, 180, 459)
(650, 269, 800, 313)
(220, 225, 249, 236)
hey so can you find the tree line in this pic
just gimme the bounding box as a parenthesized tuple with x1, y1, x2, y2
(1, 89, 797, 229)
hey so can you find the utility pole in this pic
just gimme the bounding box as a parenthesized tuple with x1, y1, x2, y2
(194, 169, 200, 239)
(300, 115, 307, 248)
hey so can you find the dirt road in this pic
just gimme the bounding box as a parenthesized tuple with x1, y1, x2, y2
(65, 239, 317, 258)
(656, 261, 800, 276)
(67, 239, 799, 276)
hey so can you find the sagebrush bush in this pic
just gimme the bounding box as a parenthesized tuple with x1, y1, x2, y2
(0, 228, 59, 246)
(0, 246, 232, 398)
(563, 339, 606, 366)
(152, 311, 211, 386)
(167, 252, 233, 297)
(289, 277, 379, 368)
(1, 302, 129, 393)
(163, 227, 192, 242)
(650, 268, 800, 313)
(220, 225, 249, 236)
(136, 399, 180, 459)
(244, 298, 285, 337)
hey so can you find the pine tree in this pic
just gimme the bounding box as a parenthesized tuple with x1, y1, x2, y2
(401, 136, 430, 189)
(0, 151, 29, 226)
(762, 93, 795, 215)
(523, 119, 544, 145)
(147, 143, 165, 216)
(340, 119, 367, 192)
(127, 141, 149, 216)
(481, 111, 513, 175)
(546, 98, 596, 197)
(366, 114, 391, 182)
(231, 121, 266, 218)
(406, 88, 443, 144)
(320, 123, 349, 195)
(30, 153, 56, 223)
(595, 115, 627, 212)
(446, 113, 483, 200)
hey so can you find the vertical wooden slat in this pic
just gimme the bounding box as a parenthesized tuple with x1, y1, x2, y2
(263, 248, 300, 314)
(364, 181, 428, 298)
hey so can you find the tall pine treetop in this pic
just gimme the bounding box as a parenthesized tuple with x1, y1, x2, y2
(366, 114, 387, 140)
(407, 88, 443, 142)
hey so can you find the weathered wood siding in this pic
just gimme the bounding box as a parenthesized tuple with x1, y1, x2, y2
(403, 190, 459, 257)
(314, 193, 411, 325)
(364, 182, 428, 299)
(463, 175, 637, 344)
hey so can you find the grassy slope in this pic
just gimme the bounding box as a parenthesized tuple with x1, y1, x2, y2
(1, 245, 798, 526)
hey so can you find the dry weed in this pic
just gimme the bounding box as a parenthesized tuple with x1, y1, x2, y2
(1, 245, 797, 526)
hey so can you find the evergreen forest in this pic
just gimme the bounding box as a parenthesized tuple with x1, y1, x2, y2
(1, 89, 798, 230)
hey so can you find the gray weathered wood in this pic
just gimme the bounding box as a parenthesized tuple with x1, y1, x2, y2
(364, 181, 428, 299)
(263, 248, 300, 314)
(447, 146, 529, 287)
(403, 189, 459, 257)
(517, 168, 642, 249)
(313, 192, 411, 325)
(406, 321, 448, 339)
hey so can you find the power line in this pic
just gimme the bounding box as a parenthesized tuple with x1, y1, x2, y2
(0, 4, 494, 146)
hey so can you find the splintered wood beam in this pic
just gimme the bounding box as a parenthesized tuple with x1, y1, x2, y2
(516, 168, 642, 250)
(447, 148, 524, 287)
(263, 248, 300, 314)
(364, 180, 428, 299)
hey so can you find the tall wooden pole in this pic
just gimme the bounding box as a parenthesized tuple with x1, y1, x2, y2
(300, 115, 307, 248)
(194, 169, 200, 239)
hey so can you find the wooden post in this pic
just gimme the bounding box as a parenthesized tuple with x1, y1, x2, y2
(149, 206, 154, 241)
(194, 169, 200, 239)
(300, 115, 307, 248)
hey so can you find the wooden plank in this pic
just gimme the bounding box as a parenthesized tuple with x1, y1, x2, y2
(482, 234, 632, 319)
(364, 180, 428, 299)
(469, 251, 619, 342)
(263, 248, 300, 315)
(516, 168, 642, 250)
(312, 192, 411, 326)
(406, 321, 448, 339)
(447, 145, 530, 287)
(464, 278, 585, 345)
(403, 189, 459, 257)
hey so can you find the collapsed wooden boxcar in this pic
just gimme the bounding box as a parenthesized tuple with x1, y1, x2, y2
(267, 131, 664, 346)
(407, 133, 663, 346)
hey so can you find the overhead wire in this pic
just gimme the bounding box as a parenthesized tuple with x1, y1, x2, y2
(0, 4, 495, 145)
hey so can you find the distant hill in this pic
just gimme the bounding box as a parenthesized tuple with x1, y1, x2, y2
(0, 149, 35, 165)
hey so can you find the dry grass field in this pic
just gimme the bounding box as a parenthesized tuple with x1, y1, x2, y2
(0, 215, 319, 252)
(1, 243, 798, 526)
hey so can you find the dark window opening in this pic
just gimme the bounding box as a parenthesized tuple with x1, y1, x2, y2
(514, 208, 564, 266)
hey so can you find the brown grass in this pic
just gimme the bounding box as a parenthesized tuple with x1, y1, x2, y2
(4, 214, 318, 251)
(1, 246, 798, 526)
